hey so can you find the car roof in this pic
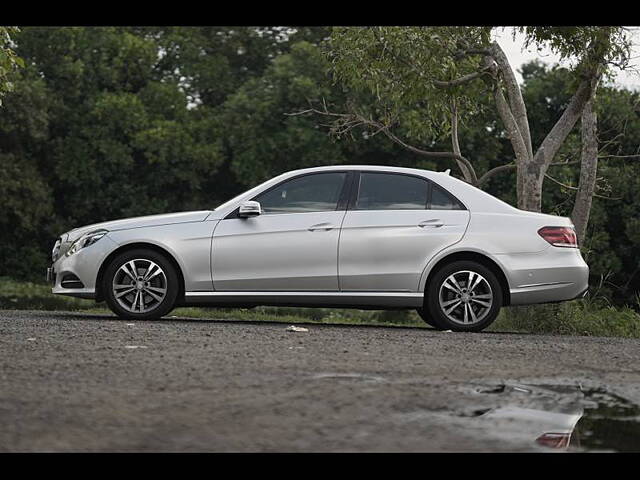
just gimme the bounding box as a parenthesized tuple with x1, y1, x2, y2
(284, 165, 444, 176)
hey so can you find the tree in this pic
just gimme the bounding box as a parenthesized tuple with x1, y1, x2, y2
(571, 97, 598, 244)
(311, 26, 632, 212)
(0, 27, 23, 105)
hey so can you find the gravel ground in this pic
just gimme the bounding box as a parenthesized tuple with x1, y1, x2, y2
(1, 309, 640, 452)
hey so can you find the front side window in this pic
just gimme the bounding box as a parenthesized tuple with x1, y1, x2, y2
(254, 172, 347, 214)
(355, 172, 428, 210)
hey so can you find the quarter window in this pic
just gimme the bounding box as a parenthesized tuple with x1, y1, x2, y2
(254, 172, 347, 214)
(355, 173, 428, 210)
(430, 183, 465, 210)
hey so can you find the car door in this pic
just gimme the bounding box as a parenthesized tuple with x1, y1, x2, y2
(212, 171, 351, 291)
(338, 171, 470, 292)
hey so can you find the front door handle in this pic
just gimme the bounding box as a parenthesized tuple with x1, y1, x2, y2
(418, 219, 444, 228)
(308, 223, 336, 232)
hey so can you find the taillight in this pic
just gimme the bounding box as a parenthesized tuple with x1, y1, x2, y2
(538, 226, 578, 248)
(535, 432, 572, 449)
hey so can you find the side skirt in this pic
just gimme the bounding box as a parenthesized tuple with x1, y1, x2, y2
(182, 291, 423, 309)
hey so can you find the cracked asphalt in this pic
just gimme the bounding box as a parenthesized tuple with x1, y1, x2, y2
(1, 309, 639, 452)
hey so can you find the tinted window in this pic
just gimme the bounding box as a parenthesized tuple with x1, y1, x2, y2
(356, 173, 428, 210)
(255, 172, 347, 214)
(430, 183, 464, 210)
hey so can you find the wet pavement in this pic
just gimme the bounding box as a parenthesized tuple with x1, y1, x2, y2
(1, 310, 640, 452)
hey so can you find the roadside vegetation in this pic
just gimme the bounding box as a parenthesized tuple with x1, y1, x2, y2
(3, 277, 640, 338)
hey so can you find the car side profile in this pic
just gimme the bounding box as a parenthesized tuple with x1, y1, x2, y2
(48, 165, 589, 332)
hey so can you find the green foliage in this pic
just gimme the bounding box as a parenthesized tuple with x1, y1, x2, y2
(0, 26, 638, 316)
(326, 27, 493, 142)
(222, 41, 346, 185)
(517, 27, 632, 76)
(493, 300, 640, 338)
(0, 27, 23, 105)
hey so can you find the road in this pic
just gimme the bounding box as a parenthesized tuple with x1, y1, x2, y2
(1, 309, 640, 452)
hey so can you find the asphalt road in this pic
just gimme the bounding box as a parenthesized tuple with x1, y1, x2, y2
(1, 309, 640, 452)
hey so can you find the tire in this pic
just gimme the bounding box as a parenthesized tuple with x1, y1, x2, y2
(415, 307, 438, 328)
(103, 249, 179, 320)
(425, 260, 502, 332)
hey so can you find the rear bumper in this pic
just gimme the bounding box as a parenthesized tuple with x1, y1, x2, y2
(509, 279, 588, 305)
(496, 247, 589, 306)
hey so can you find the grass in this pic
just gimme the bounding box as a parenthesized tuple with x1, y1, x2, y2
(2, 277, 640, 337)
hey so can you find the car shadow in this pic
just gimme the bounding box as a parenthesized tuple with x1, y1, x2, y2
(43, 310, 527, 335)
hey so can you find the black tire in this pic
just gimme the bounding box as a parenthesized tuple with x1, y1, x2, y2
(425, 260, 502, 332)
(415, 307, 438, 328)
(103, 249, 179, 320)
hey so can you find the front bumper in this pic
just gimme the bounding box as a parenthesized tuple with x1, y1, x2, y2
(49, 234, 119, 299)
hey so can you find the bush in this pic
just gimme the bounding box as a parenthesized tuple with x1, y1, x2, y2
(492, 298, 640, 338)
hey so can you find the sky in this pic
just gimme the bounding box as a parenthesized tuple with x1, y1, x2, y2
(493, 27, 640, 90)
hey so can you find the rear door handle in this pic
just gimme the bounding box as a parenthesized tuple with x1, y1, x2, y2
(418, 219, 444, 228)
(308, 223, 336, 232)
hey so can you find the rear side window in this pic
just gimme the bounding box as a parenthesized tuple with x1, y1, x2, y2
(430, 183, 465, 210)
(255, 172, 347, 214)
(356, 173, 428, 210)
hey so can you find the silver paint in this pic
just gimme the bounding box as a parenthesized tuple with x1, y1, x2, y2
(49, 165, 589, 310)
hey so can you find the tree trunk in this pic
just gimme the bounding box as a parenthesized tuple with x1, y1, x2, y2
(571, 97, 598, 244)
(518, 162, 544, 211)
(486, 41, 601, 213)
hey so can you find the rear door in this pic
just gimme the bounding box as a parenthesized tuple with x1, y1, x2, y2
(338, 171, 470, 292)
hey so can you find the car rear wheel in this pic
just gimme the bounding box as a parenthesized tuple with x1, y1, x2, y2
(425, 260, 502, 332)
(103, 249, 179, 320)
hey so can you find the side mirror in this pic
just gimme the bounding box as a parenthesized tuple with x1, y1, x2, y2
(238, 200, 262, 218)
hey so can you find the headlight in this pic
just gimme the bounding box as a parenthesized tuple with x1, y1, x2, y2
(66, 230, 108, 257)
(52, 238, 62, 262)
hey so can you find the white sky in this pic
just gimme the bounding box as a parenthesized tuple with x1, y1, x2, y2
(493, 26, 640, 91)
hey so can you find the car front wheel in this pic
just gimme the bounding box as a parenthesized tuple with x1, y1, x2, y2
(425, 260, 502, 332)
(103, 249, 179, 320)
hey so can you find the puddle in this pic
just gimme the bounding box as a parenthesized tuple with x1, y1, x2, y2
(573, 387, 640, 452)
(469, 382, 640, 452)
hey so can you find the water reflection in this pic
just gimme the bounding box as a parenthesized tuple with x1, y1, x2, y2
(472, 383, 640, 452)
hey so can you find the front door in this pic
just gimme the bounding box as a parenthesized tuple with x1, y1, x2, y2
(339, 172, 470, 292)
(212, 171, 350, 291)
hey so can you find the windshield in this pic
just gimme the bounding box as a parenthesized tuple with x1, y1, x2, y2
(213, 173, 289, 211)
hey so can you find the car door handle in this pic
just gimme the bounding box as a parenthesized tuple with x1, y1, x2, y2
(308, 223, 336, 231)
(418, 219, 444, 228)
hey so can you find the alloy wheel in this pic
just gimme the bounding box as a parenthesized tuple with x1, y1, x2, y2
(438, 270, 493, 325)
(112, 258, 168, 314)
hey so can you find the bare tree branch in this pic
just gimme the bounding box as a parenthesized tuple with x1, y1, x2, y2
(598, 154, 640, 159)
(544, 173, 620, 200)
(433, 70, 490, 88)
(488, 42, 534, 159)
(288, 104, 479, 184)
(450, 98, 474, 183)
(477, 163, 517, 187)
(533, 67, 602, 170)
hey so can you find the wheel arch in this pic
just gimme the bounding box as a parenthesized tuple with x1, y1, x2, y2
(95, 242, 186, 303)
(421, 250, 511, 306)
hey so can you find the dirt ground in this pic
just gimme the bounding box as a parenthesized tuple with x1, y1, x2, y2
(1, 310, 639, 452)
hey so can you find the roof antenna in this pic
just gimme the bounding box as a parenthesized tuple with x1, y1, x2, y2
(443, 169, 451, 175)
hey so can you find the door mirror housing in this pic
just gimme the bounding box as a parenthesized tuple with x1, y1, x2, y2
(238, 200, 262, 218)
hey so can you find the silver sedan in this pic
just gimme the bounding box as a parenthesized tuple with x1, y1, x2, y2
(48, 165, 588, 331)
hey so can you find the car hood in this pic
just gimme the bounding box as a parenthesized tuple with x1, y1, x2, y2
(64, 210, 212, 242)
